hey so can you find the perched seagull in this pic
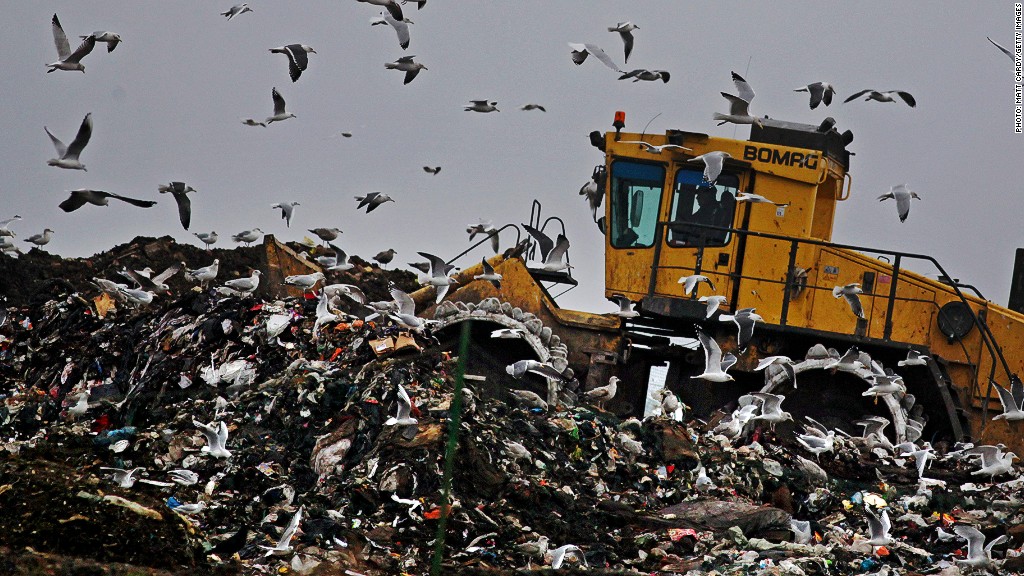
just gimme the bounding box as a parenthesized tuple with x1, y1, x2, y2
(898, 349, 929, 367)
(568, 43, 622, 72)
(82, 31, 121, 52)
(423, 166, 441, 175)
(23, 228, 55, 247)
(376, 10, 411, 50)
(864, 508, 892, 547)
(232, 228, 264, 246)
(992, 378, 1024, 421)
(987, 36, 1015, 61)
(266, 88, 296, 124)
(678, 274, 714, 297)
(844, 89, 916, 107)
(157, 182, 196, 230)
(186, 259, 220, 287)
(271, 202, 300, 227)
(607, 22, 639, 63)
(117, 286, 155, 306)
(719, 308, 763, 352)
(284, 271, 325, 294)
(609, 295, 638, 318)
(473, 257, 502, 289)
(308, 227, 343, 243)
(356, 0, 405, 21)
(47, 14, 96, 73)
(259, 506, 304, 557)
(385, 55, 426, 84)
(384, 385, 418, 426)
(833, 283, 866, 319)
(520, 103, 547, 112)
(241, 118, 265, 127)
(45, 113, 92, 171)
(194, 420, 231, 459)
(465, 100, 499, 113)
(100, 467, 145, 488)
(618, 69, 670, 83)
(270, 44, 316, 82)
(794, 82, 836, 109)
(193, 231, 218, 249)
(699, 295, 727, 318)
(687, 151, 732, 184)
(507, 359, 572, 384)
(0, 215, 22, 237)
(58, 189, 155, 213)
(373, 248, 396, 267)
(355, 192, 395, 213)
(467, 220, 500, 252)
(692, 328, 735, 382)
(755, 356, 796, 387)
(953, 525, 1008, 570)
(619, 140, 691, 154)
(223, 270, 261, 295)
(584, 376, 618, 408)
(877, 184, 920, 222)
(417, 251, 459, 303)
(168, 469, 200, 486)
(714, 72, 764, 128)
(221, 4, 253, 20)
(735, 192, 788, 206)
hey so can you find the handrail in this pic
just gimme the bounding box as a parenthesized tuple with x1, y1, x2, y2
(645, 220, 1017, 393)
(444, 223, 521, 266)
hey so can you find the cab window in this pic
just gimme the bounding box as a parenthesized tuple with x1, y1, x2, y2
(668, 169, 739, 247)
(609, 161, 664, 248)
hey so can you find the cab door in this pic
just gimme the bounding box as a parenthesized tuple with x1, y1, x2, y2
(605, 160, 666, 300)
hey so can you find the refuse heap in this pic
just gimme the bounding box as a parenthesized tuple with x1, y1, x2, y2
(1, 239, 1023, 575)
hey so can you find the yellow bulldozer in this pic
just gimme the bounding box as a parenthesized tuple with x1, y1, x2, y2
(413, 113, 1024, 455)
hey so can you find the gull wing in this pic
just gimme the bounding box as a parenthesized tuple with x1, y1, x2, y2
(396, 385, 412, 419)
(45, 126, 68, 158)
(65, 113, 93, 160)
(953, 525, 985, 560)
(390, 287, 415, 316)
(843, 89, 873, 103)
(752, 392, 784, 414)
(806, 82, 826, 109)
(1011, 376, 1024, 408)
(382, 10, 410, 49)
(174, 192, 192, 230)
(695, 327, 723, 373)
(993, 382, 1021, 415)
(416, 252, 447, 277)
(582, 43, 622, 72)
(987, 36, 1014, 60)
(51, 14, 71, 59)
(894, 91, 916, 107)
(65, 35, 96, 64)
(618, 30, 635, 63)
(286, 45, 308, 82)
(277, 506, 304, 548)
(481, 257, 495, 276)
(721, 92, 751, 116)
(110, 193, 158, 209)
(271, 88, 286, 115)
(58, 191, 90, 212)
(403, 67, 421, 84)
(152, 262, 182, 283)
(522, 224, 554, 260)
(546, 234, 570, 265)
(384, 0, 404, 21)
(730, 71, 755, 102)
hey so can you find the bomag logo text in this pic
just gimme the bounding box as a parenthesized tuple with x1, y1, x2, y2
(743, 145, 818, 170)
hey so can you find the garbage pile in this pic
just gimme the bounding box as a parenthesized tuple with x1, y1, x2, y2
(1, 239, 1023, 575)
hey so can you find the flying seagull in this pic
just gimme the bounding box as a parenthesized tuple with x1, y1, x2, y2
(619, 140, 691, 154)
(523, 225, 570, 272)
(465, 100, 499, 113)
(755, 356, 797, 388)
(259, 506, 304, 557)
(385, 55, 427, 84)
(953, 524, 1008, 570)
(357, 0, 405, 21)
(120, 263, 181, 293)
(992, 378, 1024, 421)
(417, 251, 459, 303)
(266, 88, 296, 124)
(467, 220, 500, 252)
(898, 349, 929, 367)
(607, 22, 638, 63)
(270, 44, 316, 82)
(699, 295, 727, 318)
(376, 10, 411, 50)
(687, 151, 732, 183)
(719, 307, 762, 351)
(355, 192, 395, 213)
(221, 4, 253, 20)
(473, 257, 502, 289)
(568, 43, 622, 73)
(271, 202, 300, 227)
(864, 508, 892, 547)
(241, 118, 265, 127)
(794, 82, 836, 109)
(83, 31, 122, 52)
(610, 295, 639, 318)
(618, 69, 670, 83)
(45, 113, 92, 171)
(692, 327, 734, 382)
(844, 89, 916, 107)
(987, 36, 1014, 61)
(48, 14, 96, 73)
(677, 274, 715, 297)
(59, 189, 156, 213)
(833, 283, 866, 319)
(520, 103, 546, 112)
(384, 385, 418, 426)
(877, 184, 920, 222)
(714, 71, 764, 128)
(423, 166, 441, 175)
(506, 359, 572, 384)
(157, 181, 196, 230)
(735, 192, 789, 206)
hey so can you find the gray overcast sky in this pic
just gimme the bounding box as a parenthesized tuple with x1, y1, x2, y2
(1, 1, 1021, 313)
